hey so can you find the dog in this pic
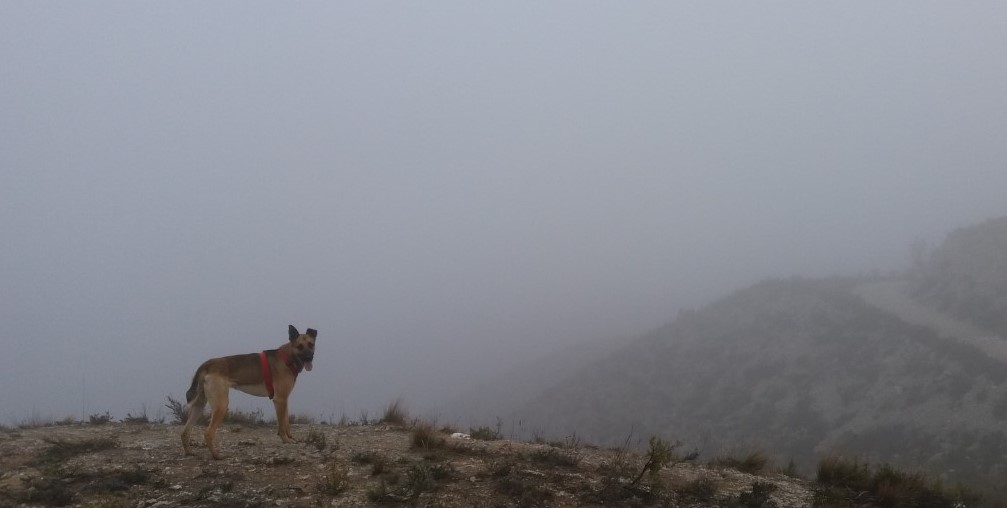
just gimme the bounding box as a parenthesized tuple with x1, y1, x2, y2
(181, 325, 317, 459)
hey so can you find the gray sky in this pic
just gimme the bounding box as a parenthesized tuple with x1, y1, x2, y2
(2, 2, 1007, 423)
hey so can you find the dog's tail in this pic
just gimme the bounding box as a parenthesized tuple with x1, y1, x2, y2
(185, 364, 206, 403)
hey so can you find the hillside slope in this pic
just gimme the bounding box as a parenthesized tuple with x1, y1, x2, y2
(909, 216, 1007, 338)
(508, 277, 1007, 495)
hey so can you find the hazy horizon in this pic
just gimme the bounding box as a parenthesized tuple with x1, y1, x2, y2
(3, 2, 1007, 424)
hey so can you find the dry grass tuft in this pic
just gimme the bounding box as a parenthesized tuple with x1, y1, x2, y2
(380, 399, 409, 426)
(411, 422, 446, 450)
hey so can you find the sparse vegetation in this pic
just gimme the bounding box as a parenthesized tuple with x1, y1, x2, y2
(410, 421, 446, 449)
(164, 395, 190, 425)
(86, 468, 153, 493)
(352, 450, 389, 475)
(16, 475, 77, 506)
(318, 462, 349, 496)
(366, 481, 392, 502)
(629, 436, 695, 490)
(380, 399, 408, 426)
(225, 408, 266, 426)
(287, 413, 315, 424)
(777, 457, 802, 479)
(15, 414, 78, 429)
(402, 462, 436, 497)
(495, 474, 555, 506)
(714, 449, 771, 474)
(469, 425, 501, 441)
(88, 411, 113, 425)
(4, 411, 1002, 506)
(122, 412, 150, 424)
(123, 404, 162, 424)
(813, 455, 979, 507)
(529, 446, 582, 467)
(36, 437, 118, 465)
(304, 427, 328, 451)
(732, 481, 779, 508)
(167, 395, 279, 427)
(675, 474, 718, 502)
(364, 462, 439, 503)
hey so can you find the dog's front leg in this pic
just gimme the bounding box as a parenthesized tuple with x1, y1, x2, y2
(272, 397, 297, 443)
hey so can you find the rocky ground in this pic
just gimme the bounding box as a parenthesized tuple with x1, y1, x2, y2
(0, 421, 814, 507)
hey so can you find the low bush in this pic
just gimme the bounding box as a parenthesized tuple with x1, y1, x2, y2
(814, 455, 979, 507)
(88, 411, 113, 425)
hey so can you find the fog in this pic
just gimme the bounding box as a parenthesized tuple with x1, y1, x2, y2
(2, 2, 1006, 423)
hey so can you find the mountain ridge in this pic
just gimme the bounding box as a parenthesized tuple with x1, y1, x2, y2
(447, 216, 1007, 499)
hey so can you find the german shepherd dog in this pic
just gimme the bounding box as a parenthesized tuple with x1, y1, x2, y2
(181, 325, 317, 459)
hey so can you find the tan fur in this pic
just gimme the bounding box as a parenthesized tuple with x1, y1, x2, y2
(181, 325, 317, 459)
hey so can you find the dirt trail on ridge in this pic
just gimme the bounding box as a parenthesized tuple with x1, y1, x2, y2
(855, 279, 1007, 364)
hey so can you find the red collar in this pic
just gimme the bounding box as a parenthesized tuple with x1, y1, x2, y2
(260, 349, 303, 400)
(278, 348, 304, 376)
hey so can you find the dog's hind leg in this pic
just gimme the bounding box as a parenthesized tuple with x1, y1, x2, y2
(203, 376, 230, 460)
(180, 392, 206, 456)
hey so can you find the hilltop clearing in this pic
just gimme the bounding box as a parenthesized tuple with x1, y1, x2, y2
(0, 421, 815, 507)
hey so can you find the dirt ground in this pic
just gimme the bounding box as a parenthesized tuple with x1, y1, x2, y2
(0, 422, 813, 507)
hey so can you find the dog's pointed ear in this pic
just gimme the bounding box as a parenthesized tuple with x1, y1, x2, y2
(306, 328, 317, 339)
(289, 325, 299, 342)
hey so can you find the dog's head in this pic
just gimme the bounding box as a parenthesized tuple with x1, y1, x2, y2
(288, 325, 317, 372)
